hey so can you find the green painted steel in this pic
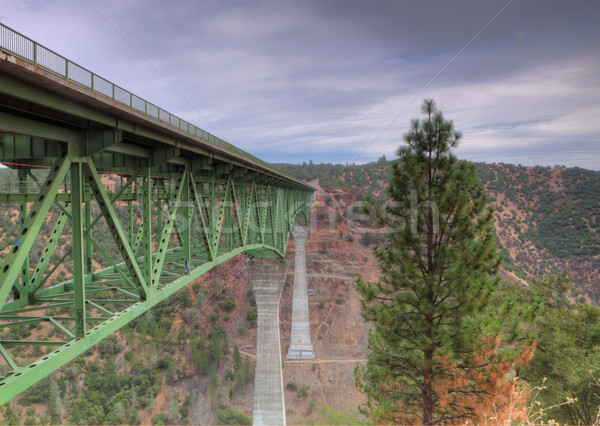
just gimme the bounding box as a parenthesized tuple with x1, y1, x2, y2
(0, 23, 314, 404)
(0, 23, 311, 191)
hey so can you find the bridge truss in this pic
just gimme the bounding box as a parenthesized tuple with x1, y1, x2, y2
(0, 23, 313, 403)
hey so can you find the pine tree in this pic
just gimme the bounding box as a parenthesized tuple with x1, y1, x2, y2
(48, 378, 61, 423)
(242, 356, 254, 382)
(355, 99, 530, 424)
(233, 345, 242, 373)
(235, 369, 245, 392)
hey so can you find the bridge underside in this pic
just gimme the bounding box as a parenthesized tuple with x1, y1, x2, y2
(0, 55, 312, 403)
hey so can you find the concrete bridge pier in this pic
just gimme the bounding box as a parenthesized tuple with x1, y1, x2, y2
(248, 261, 289, 426)
(287, 225, 315, 360)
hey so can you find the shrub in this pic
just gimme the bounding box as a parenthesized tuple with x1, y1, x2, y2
(215, 406, 251, 425)
(151, 412, 168, 426)
(219, 299, 236, 312)
(246, 307, 257, 325)
(97, 334, 121, 356)
(138, 396, 152, 409)
(286, 381, 298, 391)
(182, 308, 199, 323)
(179, 406, 190, 418)
(210, 324, 227, 339)
(196, 290, 207, 307)
(360, 232, 373, 246)
(175, 290, 193, 308)
(297, 384, 310, 398)
(156, 356, 174, 371)
(246, 289, 256, 307)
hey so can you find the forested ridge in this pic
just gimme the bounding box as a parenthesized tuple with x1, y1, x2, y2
(276, 160, 600, 299)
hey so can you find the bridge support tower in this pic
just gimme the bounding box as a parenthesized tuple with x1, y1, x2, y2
(249, 262, 289, 426)
(286, 225, 314, 360)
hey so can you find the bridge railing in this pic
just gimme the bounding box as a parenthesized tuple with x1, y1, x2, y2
(0, 24, 200, 134)
(0, 23, 305, 187)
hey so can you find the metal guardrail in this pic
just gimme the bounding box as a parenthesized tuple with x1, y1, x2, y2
(0, 23, 311, 189)
(0, 24, 216, 141)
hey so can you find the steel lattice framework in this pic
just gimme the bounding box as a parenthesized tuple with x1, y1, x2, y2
(0, 23, 313, 403)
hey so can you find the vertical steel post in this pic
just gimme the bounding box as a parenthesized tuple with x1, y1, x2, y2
(71, 161, 86, 337)
(156, 179, 163, 240)
(128, 175, 134, 247)
(225, 179, 233, 252)
(209, 176, 215, 238)
(17, 168, 29, 300)
(182, 171, 191, 270)
(142, 167, 153, 287)
(85, 185, 93, 279)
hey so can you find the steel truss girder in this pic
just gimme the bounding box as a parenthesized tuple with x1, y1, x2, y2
(83, 160, 149, 298)
(0, 46, 313, 404)
(0, 157, 312, 405)
(0, 152, 71, 308)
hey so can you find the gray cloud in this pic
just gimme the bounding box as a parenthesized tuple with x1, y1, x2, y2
(1, 0, 598, 168)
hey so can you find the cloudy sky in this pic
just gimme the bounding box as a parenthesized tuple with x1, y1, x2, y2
(1, 1, 598, 168)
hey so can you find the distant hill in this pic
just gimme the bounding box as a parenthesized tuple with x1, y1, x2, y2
(275, 161, 600, 300)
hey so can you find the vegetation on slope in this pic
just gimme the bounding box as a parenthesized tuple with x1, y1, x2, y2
(0, 259, 258, 425)
(277, 160, 600, 297)
(1, 151, 599, 424)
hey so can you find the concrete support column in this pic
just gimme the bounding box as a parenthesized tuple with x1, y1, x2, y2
(249, 262, 289, 426)
(287, 225, 314, 360)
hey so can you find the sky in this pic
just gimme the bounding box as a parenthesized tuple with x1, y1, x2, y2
(0, 0, 599, 169)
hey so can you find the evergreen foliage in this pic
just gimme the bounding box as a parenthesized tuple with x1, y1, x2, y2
(215, 405, 252, 425)
(506, 273, 600, 425)
(355, 100, 530, 424)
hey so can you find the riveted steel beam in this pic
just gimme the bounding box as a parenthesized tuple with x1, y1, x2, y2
(0, 151, 71, 308)
(71, 161, 86, 337)
(151, 170, 186, 284)
(82, 159, 148, 299)
(84, 129, 123, 156)
(28, 204, 70, 294)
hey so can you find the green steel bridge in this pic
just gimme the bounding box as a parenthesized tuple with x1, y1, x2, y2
(0, 24, 313, 404)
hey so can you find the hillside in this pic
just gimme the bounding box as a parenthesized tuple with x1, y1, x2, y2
(276, 161, 600, 300)
(2, 161, 599, 425)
